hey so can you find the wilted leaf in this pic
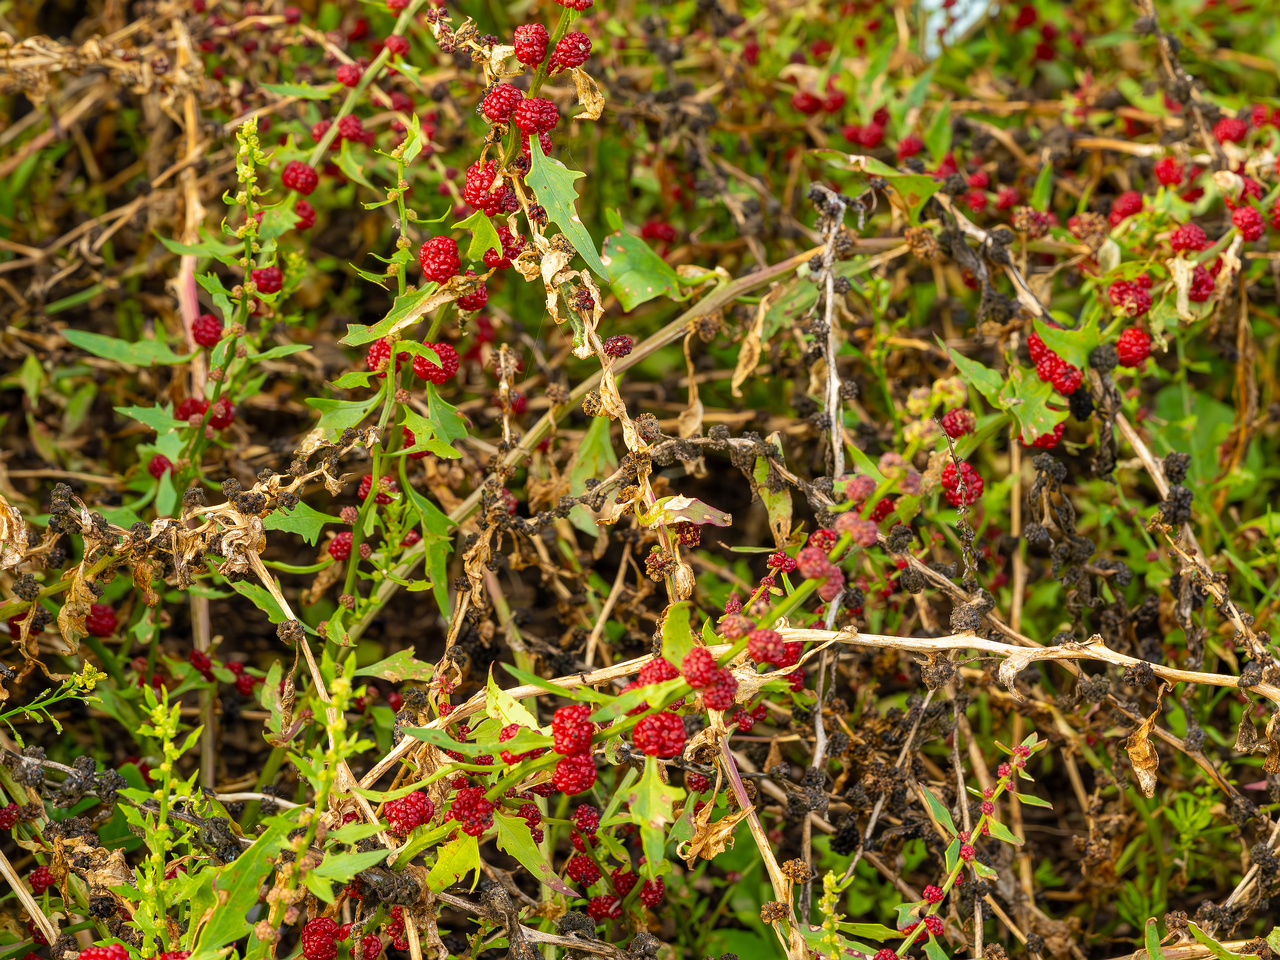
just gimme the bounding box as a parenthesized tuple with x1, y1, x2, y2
(526, 137, 608, 280)
(1126, 688, 1166, 799)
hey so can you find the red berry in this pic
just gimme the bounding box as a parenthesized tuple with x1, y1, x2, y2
(1189, 263, 1215, 302)
(419, 236, 460, 283)
(960, 843, 975, 860)
(29, 866, 52, 894)
(835, 512, 879, 545)
(553, 753, 597, 794)
(766, 550, 797, 572)
(637, 657, 680, 685)
(572, 804, 600, 834)
(1213, 117, 1249, 143)
(293, 199, 316, 230)
(632, 711, 686, 757)
(192, 312, 224, 347)
(514, 23, 549, 65)
(640, 877, 665, 907)
(554, 0, 593, 9)
(482, 84, 524, 124)
(251, 265, 282, 294)
(809, 528, 838, 551)
(281, 160, 318, 195)
(384, 34, 409, 56)
(412, 342, 459, 384)
(923, 915, 944, 936)
(611, 866, 637, 895)
(302, 918, 340, 960)
(602, 335, 632, 358)
(681, 647, 718, 688)
(1154, 156, 1183, 186)
(924, 884, 944, 904)
(357, 474, 398, 504)
(236, 673, 257, 696)
(552, 703, 594, 755)
(484, 225, 524, 269)
(365, 337, 402, 376)
(1233, 205, 1265, 242)
(513, 97, 558, 135)
(686, 772, 709, 792)
(1026, 422, 1064, 449)
(80, 948, 129, 960)
(552, 31, 591, 70)
(731, 708, 756, 733)
(869, 498, 895, 523)
(941, 408, 975, 438)
(336, 63, 362, 87)
(176, 397, 209, 422)
(1170, 222, 1208, 253)
(1052, 364, 1082, 396)
(898, 134, 924, 159)
(1116, 327, 1151, 367)
(1035, 352, 1065, 384)
(86, 603, 117, 637)
(449, 786, 494, 837)
(1027, 332, 1048, 363)
(148, 454, 173, 478)
(337, 115, 364, 141)
(329, 531, 353, 560)
(702, 672, 738, 711)
(874, 950, 897, 960)
(385, 791, 435, 835)
(566, 853, 600, 885)
(586, 894, 621, 921)
(1108, 190, 1143, 226)
(995, 186, 1019, 209)
(387, 691, 403, 710)
(795, 545, 833, 580)
(456, 271, 489, 312)
(940, 462, 983, 507)
(0, 803, 19, 830)
(792, 90, 822, 114)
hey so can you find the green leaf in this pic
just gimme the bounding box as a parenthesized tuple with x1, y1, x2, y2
(985, 819, 1024, 846)
(567, 415, 618, 535)
(924, 935, 948, 960)
(840, 924, 902, 941)
(918, 783, 957, 837)
(628, 757, 684, 880)
(115, 404, 187, 433)
(924, 103, 952, 163)
(426, 833, 480, 892)
(187, 815, 293, 957)
(998, 366, 1067, 444)
(1031, 162, 1054, 212)
(403, 114, 425, 165)
(591, 677, 684, 723)
(753, 446, 793, 547)
(486, 670, 541, 730)
(336, 138, 375, 189)
(601, 209, 687, 310)
(19, 353, 41, 404)
(263, 499, 339, 546)
(251, 343, 311, 362)
(944, 839, 960, 874)
(403, 726, 490, 756)
(453, 209, 502, 263)
(401, 407, 460, 459)
(425, 383, 469, 446)
(313, 847, 390, 881)
(259, 204, 299, 240)
(306, 395, 381, 432)
(525, 137, 608, 280)
(64, 330, 191, 367)
(332, 370, 374, 389)
(971, 860, 998, 880)
(1014, 792, 1052, 808)
(659, 601, 696, 665)
(304, 869, 336, 904)
(885, 174, 942, 225)
(1032, 315, 1099, 373)
(495, 814, 576, 896)
(225, 578, 288, 624)
(156, 231, 242, 260)
(354, 649, 436, 682)
(1145, 920, 1166, 960)
(945, 344, 1005, 407)
(1186, 923, 1242, 960)
(262, 81, 340, 99)
(401, 482, 456, 617)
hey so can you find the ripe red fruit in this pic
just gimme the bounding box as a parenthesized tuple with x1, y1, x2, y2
(148, 454, 173, 478)
(484, 225, 524, 269)
(941, 408, 975, 438)
(566, 853, 601, 885)
(1213, 117, 1249, 143)
(176, 397, 209, 422)
(924, 884, 944, 904)
(328, 531, 353, 561)
(552, 703, 594, 755)
(337, 114, 364, 141)
(413, 342, 459, 384)
(637, 657, 680, 685)
(86, 603, 117, 637)
(29, 865, 52, 894)
(602, 335, 632, 358)
(747, 628, 785, 665)
(1116, 327, 1151, 367)
(835, 512, 879, 545)
(552, 31, 592, 70)
(0, 803, 21, 829)
(1154, 156, 1183, 186)
(795, 545, 833, 580)
(384, 34, 409, 56)
(702, 672, 738, 711)
(1108, 190, 1143, 226)
(192, 313, 224, 346)
(482, 84, 524, 124)
(1052, 364, 1082, 396)
(251, 265, 282, 294)
(553, 753, 597, 793)
(1170, 222, 1208, 253)
(940, 462, 984, 507)
(1108, 280, 1152, 318)
(632, 711, 686, 757)
(513, 97, 559, 135)
(79, 949, 129, 960)
(449, 786, 495, 837)
(572, 804, 600, 835)
(681, 647, 718, 688)
(336, 63, 362, 87)
(923, 915, 944, 936)
(639, 877, 664, 906)
(586, 894, 621, 921)
(1026, 421, 1064, 449)
(514, 23, 549, 65)
(554, 0, 593, 9)
(1188, 263, 1215, 302)
(1232, 205, 1265, 242)
(384, 791, 434, 835)
(281, 160, 318, 195)
(294, 199, 316, 230)
(897, 134, 924, 159)
(357, 474, 398, 504)
(791, 90, 822, 114)
(874, 950, 897, 960)
(302, 924, 341, 960)
(365, 337, 404, 377)
(419, 236, 460, 283)
(456, 271, 489, 312)
(995, 186, 1019, 209)
(869, 498, 895, 523)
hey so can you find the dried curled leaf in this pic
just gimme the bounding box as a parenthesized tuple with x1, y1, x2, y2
(570, 67, 604, 121)
(0, 493, 28, 571)
(1126, 686, 1167, 799)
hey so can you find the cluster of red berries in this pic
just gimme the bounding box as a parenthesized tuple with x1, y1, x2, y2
(357, 474, 399, 503)
(602, 335, 632, 358)
(566, 853, 600, 885)
(746, 628, 800, 668)
(940, 461, 984, 508)
(680, 647, 738, 711)
(632, 711, 686, 757)
(188, 648, 216, 683)
(0, 803, 21, 830)
(1107, 274, 1152, 318)
(1023, 421, 1065, 450)
(80, 947, 129, 960)
(29, 865, 52, 894)
(86, 603, 118, 637)
(940, 408, 975, 439)
(498, 723, 546, 764)
(790, 530, 845, 600)
(384, 790, 434, 836)
(148, 454, 173, 479)
(448, 785, 495, 837)
(227, 661, 262, 697)
(550, 704, 597, 793)
(483, 225, 525, 269)
(834, 511, 879, 545)
(419, 236, 460, 284)
(175, 396, 234, 430)
(301, 918, 341, 960)
(586, 894, 622, 921)
(730, 703, 769, 733)
(1115, 327, 1151, 367)
(192, 312, 224, 347)
(1027, 332, 1082, 396)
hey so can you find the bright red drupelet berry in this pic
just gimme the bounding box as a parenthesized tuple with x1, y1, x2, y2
(610, 866, 638, 895)
(336, 63, 362, 87)
(311, 119, 332, 143)
(283, 5, 302, 22)
(1108, 190, 1144, 226)
(835, 512, 879, 545)
(924, 884, 944, 904)
(1052, 364, 1082, 396)
(86, 603, 117, 637)
(385, 791, 435, 835)
(281, 160, 319, 195)
(357, 474, 398, 504)
(449, 785, 495, 837)
(484, 225, 524, 269)
(639, 877, 664, 907)
(940, 462, 984, 508)
(29, 865, 52, 894)
(419, 236, 460, 283)
(482, 84, 524, 124)
(1034, 352, 1065, 384)
(337, 114, 364, 141)
(566, 853, 600, 885)
(1154, 155, 1183, 186)
(207, 396, 235, 430)
(791, 90, 822, 114)
(251, 265, 283, 293)
(869, 498, 895, 523)
(637, 657, 679, 685)
(586, 894, 621, 921)
(294, 199, 316, 230)
(553, 753, 597, 794)
(795, 545, 833, 580)
(1214, 117, 1249, 143)
(573, 804, 600, 834)
(1189, 264, 1215, 302)
(941, 408, 975, 438)
(79, 948, 129, 960)
(1170, 222, 1208, 253)
(0, 803, 20, 830)
(702, 671, 738, 711)
(1026, 422, 1064, 449)
(923, 915, 944, 936)
(809, 528, 838, 551)
(412, 342, 459, 384)
(632, 711, 686, 757)
(897, 134, 924, 159)
(1233, 205, 1265, 241)
(148, 454, 173, 479)
(587, 335, 630, 362)
(874, 951, 897, 960)
(1116, 327, 1151, 367)
(719, 613, 752, 640)
(192, 312, 224, 347)
(552, 703, 594, 755)
(384, 34, 409, 56)
(1027, 331, 1048, 363)
(995, 186, 1019, 209)
(456, 271, 488, 312)
(554, 0, 593, 9)
(552, 31, 592, 70)
(514, 23, 549, 65)
(361, 936, 382, 959)
(236, 673, 257, 696)
(731, 708, 756, 732)
(681, 647, 718, 688)
(302, 918, 341, 960)
(513, 97, 559, 135)
(176, 397, 209, 423)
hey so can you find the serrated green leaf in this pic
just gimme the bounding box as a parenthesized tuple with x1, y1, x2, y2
(453, 209, 502, 263)
(601, 209, 687, 310)
(426, 833, 480, 892)
(65, 330, 192, 367)
(998, 367, 1067, 444)
(526, 137, 608, 280)
(313, 846, 390, 881)
(225, 577, 288, 624)
(354, 649, 437, 682)
(401, 406, 460, 459)
(306, 395, 381, 432)
(495, 815, 576, 896)
(332, 370, 375, 389)
(404, 727, 489, 756)
(156, 230, 242, 260)
(114, 404, 186, 433)
(924, 103, 952, 163)
(403, 113, 425, 165)
(1032, 315, 1099, 373)
(425, 383, 468, 446)
(945, 344, 1004, 407)
(263, 499, 340, 546)
(259, 204, 299, 240)
(401, 482, 455, 617)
